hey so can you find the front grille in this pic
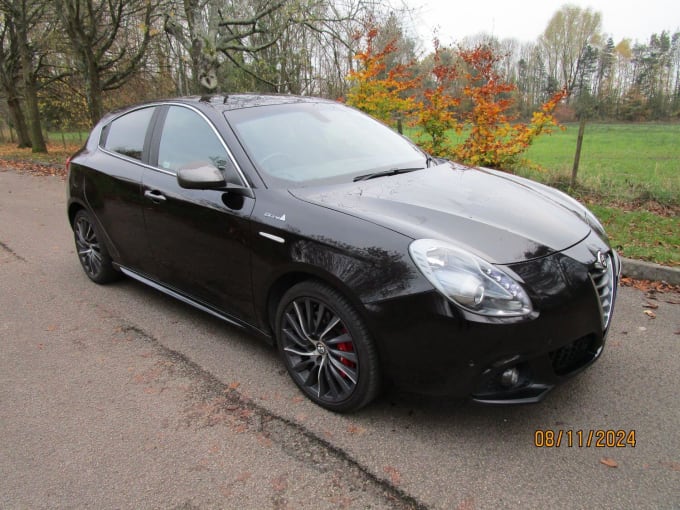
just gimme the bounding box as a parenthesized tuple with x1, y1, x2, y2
(550, 335, 597, 375)
(590, 252, 615, 329)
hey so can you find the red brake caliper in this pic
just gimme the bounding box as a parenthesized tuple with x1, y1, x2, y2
(336, 328, 355, 377)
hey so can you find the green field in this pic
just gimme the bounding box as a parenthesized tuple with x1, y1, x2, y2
(518, 123, 680, 207)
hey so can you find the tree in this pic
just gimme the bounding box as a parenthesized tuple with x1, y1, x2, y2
(516, 42, 550, 117)
(55, 0, 157, 126)
(540, 5, 602, 186)
(540, 5, 602, 97)
(0, 0, 48, 152)
(632, 31, 676, 119)
(594, 37, 616, 117)
(163, 0, 384, 97)
(345, 26, 417, 130)
(453, 45, 565, 169)
(412, 40, 459, 156)
(0, 13, 31, 147)
(164, 0, 297, 94)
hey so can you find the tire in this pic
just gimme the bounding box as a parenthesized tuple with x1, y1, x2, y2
(72, 209, 120, 284)
(275, 281, 381, 412)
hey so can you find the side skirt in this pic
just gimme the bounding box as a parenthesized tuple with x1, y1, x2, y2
(116, 265, 272, 342)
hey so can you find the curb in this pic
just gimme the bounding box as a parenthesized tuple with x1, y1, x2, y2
(621, 257, 680, 285)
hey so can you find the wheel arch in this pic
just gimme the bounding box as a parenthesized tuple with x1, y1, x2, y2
(68, 201, 86, 227)
(263, 268, 370, 345)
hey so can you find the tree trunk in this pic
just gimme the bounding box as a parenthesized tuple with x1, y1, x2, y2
(85, 55, 104, 127)
(15, 18, 47, 153)
(6, 96, 32, 148)
(571, 117, 587, 187)
(21, 67, 47, 153)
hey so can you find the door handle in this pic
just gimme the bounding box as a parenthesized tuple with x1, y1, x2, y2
(144, 190, 166, 203)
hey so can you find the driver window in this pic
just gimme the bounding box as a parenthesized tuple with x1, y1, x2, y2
(158, 106, 239, 183)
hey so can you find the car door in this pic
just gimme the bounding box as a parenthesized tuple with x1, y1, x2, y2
(141, 104, 257, 324)
(88, 105, 159, 271)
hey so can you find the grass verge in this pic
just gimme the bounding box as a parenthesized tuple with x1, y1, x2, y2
(588, 204, 679, 266)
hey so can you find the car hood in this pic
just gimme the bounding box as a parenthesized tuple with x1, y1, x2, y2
(289, 163, 591, 265)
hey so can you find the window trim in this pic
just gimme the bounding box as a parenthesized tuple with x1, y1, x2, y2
(150, 102, 251, 190)
(97, 102, 252, 192)
(98, 105, 158, 164)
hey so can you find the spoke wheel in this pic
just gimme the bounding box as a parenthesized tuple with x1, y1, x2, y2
(276, 281, 380, 412)
(72, 210, 119, 284)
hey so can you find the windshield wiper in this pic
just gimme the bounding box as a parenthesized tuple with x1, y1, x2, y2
(352, 167, 424, 182)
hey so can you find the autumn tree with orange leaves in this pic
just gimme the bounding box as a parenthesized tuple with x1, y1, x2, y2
(452, 46, 566, 169)
(412, 40, 460, 157)
(345, 28, 418, 131)
(346, 33, 566, 171)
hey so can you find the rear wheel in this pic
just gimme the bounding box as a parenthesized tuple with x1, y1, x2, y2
(72, 209, 120, 284)
(276, 281, 380, 412)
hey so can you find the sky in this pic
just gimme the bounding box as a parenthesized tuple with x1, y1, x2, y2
(406, 0, 679, 50)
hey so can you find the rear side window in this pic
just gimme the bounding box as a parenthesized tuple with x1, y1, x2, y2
(101, 107, 155, 161)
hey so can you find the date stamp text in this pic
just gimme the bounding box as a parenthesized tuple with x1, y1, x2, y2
(534, 429, 636, 448)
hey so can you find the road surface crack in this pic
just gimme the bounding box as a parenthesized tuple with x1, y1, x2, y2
(0, 240, 26, 262)
(120, 324, 428, 510)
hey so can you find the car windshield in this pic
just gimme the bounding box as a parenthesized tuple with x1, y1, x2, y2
(225, 102, 426, 187)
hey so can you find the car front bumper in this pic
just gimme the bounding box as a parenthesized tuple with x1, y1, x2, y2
(364, 241, 620, 403)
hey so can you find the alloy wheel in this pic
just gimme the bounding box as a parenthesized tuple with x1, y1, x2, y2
(280, 296, 359, 403)
(75, 215, 104, 278)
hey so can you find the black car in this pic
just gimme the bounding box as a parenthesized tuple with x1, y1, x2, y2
(67, 95, 620, 412)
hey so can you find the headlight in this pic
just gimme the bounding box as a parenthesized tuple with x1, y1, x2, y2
(409, 239, 533, 317)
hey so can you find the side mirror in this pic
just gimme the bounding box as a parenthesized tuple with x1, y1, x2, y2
(177, 164, 226, 190)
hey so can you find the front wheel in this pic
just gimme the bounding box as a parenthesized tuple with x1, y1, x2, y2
(72, 209, 120, 284)
(275, 281, 381, 412)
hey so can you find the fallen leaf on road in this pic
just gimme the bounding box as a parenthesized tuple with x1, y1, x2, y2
(271, 473, 288, 492)
(347, 424, 366, 435)
(600, 458, 618, 468)
(383, 465, 401, 485)
(620, 277, 680, 294)
(257, 434, 273, 448)
(642, 302, 659, 309)
(236, 471, 252, 482)
(228, 381, 240, 390)
(659, 461, 680, 472)
(643, 310, 656, 318)
(0, 158, 68, 178)
(455, 497, 476, 510)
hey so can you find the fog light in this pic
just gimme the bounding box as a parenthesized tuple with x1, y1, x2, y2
(500, 367, 519, 388)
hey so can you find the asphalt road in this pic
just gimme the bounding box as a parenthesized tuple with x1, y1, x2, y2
(1, 168, 678, 509)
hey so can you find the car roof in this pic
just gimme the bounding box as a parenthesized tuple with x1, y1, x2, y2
(166, 94, 337, 112)
(94, 94, 341, 133)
